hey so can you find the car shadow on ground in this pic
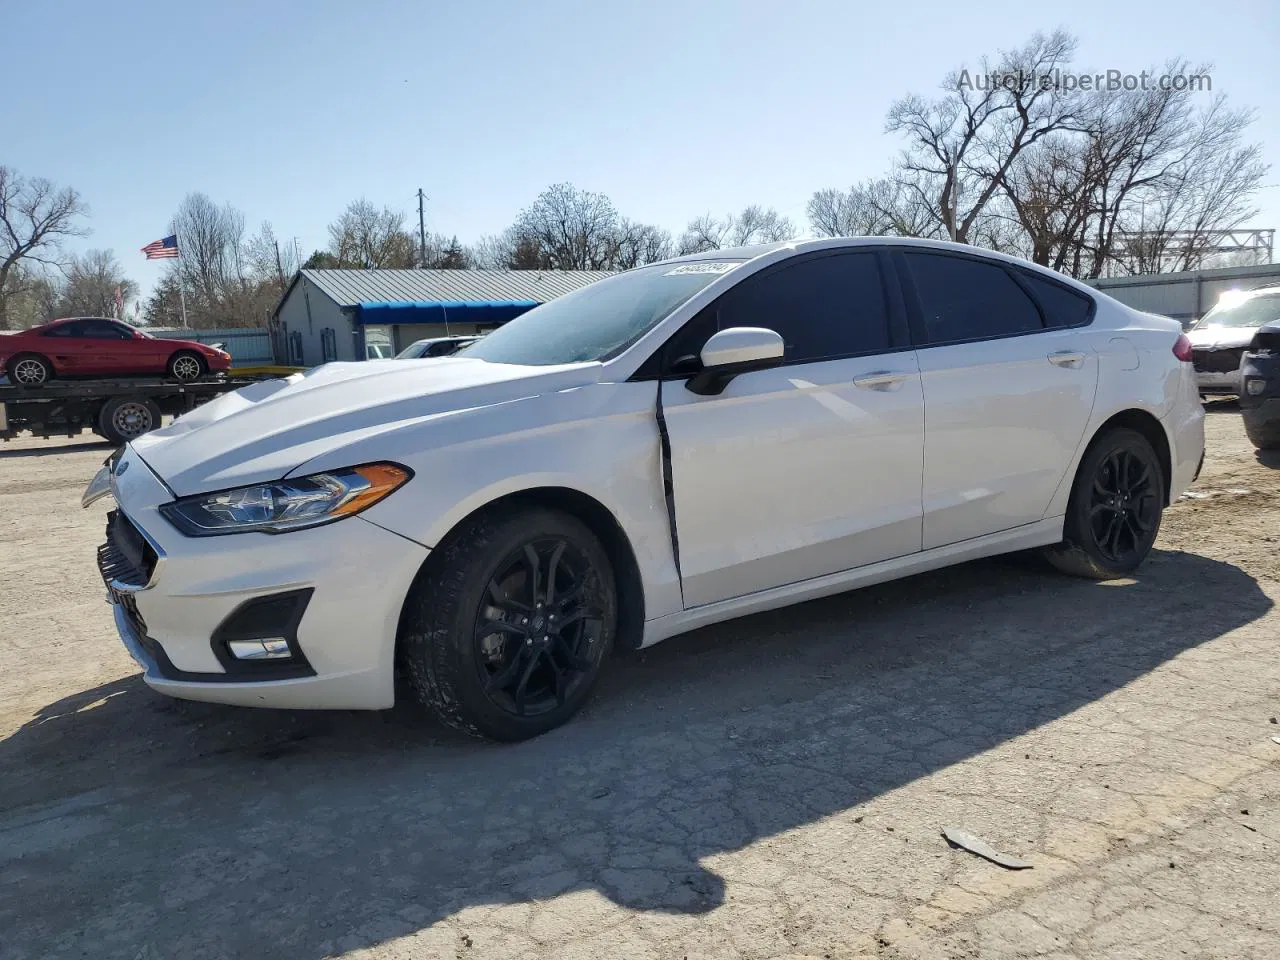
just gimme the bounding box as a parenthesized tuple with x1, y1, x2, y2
(1201, 397, 1240, 414)
(2, 549, 1272, 959)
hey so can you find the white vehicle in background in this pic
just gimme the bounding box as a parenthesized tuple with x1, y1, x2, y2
(1188, 283, 1280, 396)
(85, 238, 1205, 741)
(395, 335, 483, 359)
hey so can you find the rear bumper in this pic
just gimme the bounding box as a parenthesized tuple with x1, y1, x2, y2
(1164, 368, 1206, 502)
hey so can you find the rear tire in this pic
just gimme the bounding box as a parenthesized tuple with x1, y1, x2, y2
(98, 397, 163, 445)
(399, 506, 617, 742)
(6, 353, 52, 385)
(167, 351, 205, 382)
(1043, 427, 1165, 579)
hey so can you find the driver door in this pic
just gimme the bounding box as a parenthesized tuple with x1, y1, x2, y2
(657, 250, 925, 609)
(77, 318, 139, 375)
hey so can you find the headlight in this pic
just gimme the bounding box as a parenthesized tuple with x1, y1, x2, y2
(159, 463, 411, 536)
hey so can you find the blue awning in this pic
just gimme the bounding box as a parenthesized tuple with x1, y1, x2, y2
(357, 299, 540, 326)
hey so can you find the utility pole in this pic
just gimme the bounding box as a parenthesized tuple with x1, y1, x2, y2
(273, 239, 286, 291)
(417, 188, 428, 268)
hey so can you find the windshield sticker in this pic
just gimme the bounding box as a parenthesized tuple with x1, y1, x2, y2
(664, 262, 739, 276)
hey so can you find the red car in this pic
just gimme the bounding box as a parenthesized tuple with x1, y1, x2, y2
(0, 317, 231, 385)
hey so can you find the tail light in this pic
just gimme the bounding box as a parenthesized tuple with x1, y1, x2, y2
(1173, 333, 1193, 363)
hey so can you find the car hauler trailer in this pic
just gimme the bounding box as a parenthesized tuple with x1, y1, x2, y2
(0, 375, 259, 445)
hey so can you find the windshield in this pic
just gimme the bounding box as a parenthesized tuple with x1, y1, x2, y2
(460, 261, 744, 366)
(396, 341, 429, 359)
(1195, 292, 1280, 329)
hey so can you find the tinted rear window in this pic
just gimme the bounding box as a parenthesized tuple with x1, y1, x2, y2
(902, 252, 1043, 345)
(1020, 271, 1094, 328)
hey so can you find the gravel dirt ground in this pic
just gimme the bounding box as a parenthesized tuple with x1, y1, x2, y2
(2, 403, 1278, 960)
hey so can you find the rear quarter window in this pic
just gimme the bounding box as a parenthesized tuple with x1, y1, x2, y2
(1019, 270, 1095, 328)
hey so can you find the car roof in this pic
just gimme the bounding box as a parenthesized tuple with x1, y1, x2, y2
(652, 236, 1099, 297)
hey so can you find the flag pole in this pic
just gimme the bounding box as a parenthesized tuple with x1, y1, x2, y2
(176, 231, 189, 328)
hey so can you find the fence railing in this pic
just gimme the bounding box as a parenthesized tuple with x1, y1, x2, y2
(149, 327, 274, 366)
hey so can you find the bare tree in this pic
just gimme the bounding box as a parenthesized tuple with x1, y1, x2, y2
(245, 221, 299, 293)
(613, 220, 673, 269)
(809, 33, 1269, 279)
(677, 206, 796, 254)
(808, 179, 941, 238)
(511, 183, 623, 270)
(158, 193, 289, 328)
(327, 200, 417, 269)
(0, 167, 88, 328)
(996, 68, 1267, 276)
(478, 185, 670, 270)
(171, 193, 245, 306)
(885, 30, 1081, 243)
(53, 250, 137, 318)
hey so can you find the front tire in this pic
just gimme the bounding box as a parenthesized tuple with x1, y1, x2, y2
(1244, 414, 1280, 451)
(167, 351, 205, 382)
(7, 353, 52, 385)
(1043, 427, 1165, 579)
(400, 506, 617, 741)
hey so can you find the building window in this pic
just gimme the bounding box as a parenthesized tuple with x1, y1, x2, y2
(364, 325, 393, 360)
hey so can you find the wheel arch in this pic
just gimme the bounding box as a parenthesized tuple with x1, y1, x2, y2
(1085, 408, 1174, 505)
(6, 351, 54, 379)
(168, 348, 206, 375)
(395, 485, 647, 658)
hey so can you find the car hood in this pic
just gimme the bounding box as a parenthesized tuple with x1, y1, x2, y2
(1186, 325, 1258, 349)
(130, 357, 602, 497)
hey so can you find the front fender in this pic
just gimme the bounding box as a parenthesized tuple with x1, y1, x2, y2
(296, 381, 684, 622)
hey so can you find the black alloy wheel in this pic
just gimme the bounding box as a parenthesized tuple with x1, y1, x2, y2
(1044, 426, 1165, 579)
(474, 538, 606, 718)
(400, 506, 617, 741)
(1087, 447, 1160, 566)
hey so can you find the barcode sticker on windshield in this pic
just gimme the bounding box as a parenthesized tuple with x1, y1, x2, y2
(664, 262, 739, 276)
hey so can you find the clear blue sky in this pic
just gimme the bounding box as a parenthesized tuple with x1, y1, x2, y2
(8, 0, 1279, 303)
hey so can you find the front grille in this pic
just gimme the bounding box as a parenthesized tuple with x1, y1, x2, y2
(118, 590, 148, 637)
(97, 510, 158, 589)
(1192, 347, 1244, 373)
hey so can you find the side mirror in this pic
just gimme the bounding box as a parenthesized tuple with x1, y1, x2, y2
(685, 327, 785, 396)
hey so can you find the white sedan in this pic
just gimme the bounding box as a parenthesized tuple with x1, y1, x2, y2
(86, 238, 1206, 741)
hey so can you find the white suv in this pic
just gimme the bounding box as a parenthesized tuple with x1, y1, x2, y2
(86, 238, 1205, 741)
(1188, 284, 1280, 396)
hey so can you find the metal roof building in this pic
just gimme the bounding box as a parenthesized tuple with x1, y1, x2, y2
(272, 268, 613, 366)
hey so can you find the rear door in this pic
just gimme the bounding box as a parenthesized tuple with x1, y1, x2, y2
(893, 249, 1099, 549)
(658, 249, 925, 607)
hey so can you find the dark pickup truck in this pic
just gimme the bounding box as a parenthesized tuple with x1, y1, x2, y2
(1240, 320, 1280, 451)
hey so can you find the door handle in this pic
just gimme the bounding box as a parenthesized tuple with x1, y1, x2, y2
(852, 371, 908, 391)
(1047, 351, 1086, 369)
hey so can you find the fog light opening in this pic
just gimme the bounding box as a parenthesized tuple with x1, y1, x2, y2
(1245, 378, 1266, 396)
(227, 638, 293, 661)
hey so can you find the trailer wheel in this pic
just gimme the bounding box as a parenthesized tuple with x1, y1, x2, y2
(98, 397, 163, 444)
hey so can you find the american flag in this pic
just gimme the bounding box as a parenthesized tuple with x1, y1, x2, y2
(141, 234, 179, 259)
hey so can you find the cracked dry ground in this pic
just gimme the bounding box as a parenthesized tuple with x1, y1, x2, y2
(2, 404, 1278, 960)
